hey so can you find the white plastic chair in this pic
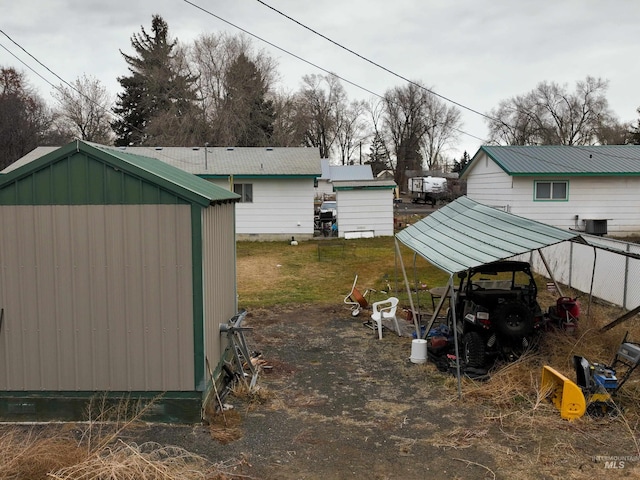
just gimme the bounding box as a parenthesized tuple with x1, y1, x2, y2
(370, 297, 401, 340)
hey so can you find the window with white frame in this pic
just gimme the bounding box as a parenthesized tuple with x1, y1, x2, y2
(233, 183, 253, 203)
(534, 181, 567, 201)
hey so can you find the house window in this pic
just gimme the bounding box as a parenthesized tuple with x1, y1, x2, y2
(534, 181, 567, 201)
(233, 183, 253, 203)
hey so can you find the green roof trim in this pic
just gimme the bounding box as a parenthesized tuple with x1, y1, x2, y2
(332, 179, 397, 190)
(0, 141, 240, 207)
(462, 145, 640, 178)
(333, 185, 396, 191)
(199, 174, 318, 179)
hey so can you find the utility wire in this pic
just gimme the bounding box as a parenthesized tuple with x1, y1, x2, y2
(0, 41, 59, 92)
(0, 30, 191, 167)
(253, 1, 639, 163)
(182, 0, 486, 144)
(254, 0, 501, 125)
(0, 29, 111, 115)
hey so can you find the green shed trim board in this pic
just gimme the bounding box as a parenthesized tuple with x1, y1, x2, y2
(191, 203, 205, 390)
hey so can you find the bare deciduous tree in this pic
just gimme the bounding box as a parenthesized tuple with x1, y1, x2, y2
(190, 32, 279, 145)
(0, 67, 53, 168)
(379, 81, 462, 187)
(269, 89, 307, 147)
(486, 76, 617, 146)
(52, 74, 114, 144)
(420, 95, 461, 171)
(297, 74, 347, 159)
(335, 99, 369, 165)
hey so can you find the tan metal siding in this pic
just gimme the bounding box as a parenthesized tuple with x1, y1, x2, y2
(0, 205, 194, 392)
(201, 203, 237, 367)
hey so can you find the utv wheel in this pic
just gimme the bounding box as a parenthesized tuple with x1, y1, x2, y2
(462, 331, 486, 368)
(493, 302, 534, 338)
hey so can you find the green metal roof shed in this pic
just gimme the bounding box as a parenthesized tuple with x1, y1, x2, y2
(0, 140, 239, 422)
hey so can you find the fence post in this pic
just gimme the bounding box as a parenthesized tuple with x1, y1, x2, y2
(624, 243, 630, 310)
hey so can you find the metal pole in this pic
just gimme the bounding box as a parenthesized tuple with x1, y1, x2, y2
(395, 239, 420, 338)
(448, 275, 462, 399)
(537, 248, 564, 297)
(588, 246, 597, 318)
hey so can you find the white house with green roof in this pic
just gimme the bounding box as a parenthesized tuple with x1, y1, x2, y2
(107, 145, 321, 241)
(10, 145, 322, 241)
(461, 145, 640, 237)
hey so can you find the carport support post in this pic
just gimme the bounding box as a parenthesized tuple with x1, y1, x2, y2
(448, 274, 462, 399)
(537, 248, 564, 298)
(395, 239, 421, 338)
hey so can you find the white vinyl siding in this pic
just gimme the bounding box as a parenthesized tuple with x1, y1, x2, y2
(210, 178, 315, 240)
(465, 152, 514, 211)
(335, 189, 394, 238)
(465, 152, 640, 236)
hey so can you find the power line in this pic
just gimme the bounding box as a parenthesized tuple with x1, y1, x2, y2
(0, 41, 58, 91)
(252, 1, 640, 161)
(181, 0, 487, 147)
(253, 0, 500, 125)
(0, 29, 120, 124)
(1, 29, 89, 104)
(0, 31, 184, 164)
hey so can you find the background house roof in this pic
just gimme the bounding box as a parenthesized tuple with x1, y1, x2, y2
(319, 159, 373, 181)
(462, 145, 640, 178)
(108, 145, 321, 177)
(6, 145, 322, 177)
(2, 146, 58, 171)
(396, 196, 584, 274)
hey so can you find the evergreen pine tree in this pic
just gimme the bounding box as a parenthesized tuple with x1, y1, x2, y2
(219, 53, 275, 146)
(112, 15, 201, 146)
(452, 151, 470, 173)
(366, 132, 390, 177)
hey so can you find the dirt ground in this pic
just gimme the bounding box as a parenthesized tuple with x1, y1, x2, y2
(13, 304, 636, 479)
(125, 303, 639, 480)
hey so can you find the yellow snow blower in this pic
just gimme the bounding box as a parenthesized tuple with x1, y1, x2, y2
(542, 335, 640, 420)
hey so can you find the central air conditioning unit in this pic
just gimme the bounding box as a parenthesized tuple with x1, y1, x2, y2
(584, 219, 607, 236)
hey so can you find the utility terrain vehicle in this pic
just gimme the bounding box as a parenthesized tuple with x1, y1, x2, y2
(448, 261, 544, 368)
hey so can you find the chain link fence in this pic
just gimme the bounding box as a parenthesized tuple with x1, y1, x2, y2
(514, 235, 640, 310)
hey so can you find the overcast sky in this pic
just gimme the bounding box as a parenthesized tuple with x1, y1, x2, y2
(3, 0, 639, 161)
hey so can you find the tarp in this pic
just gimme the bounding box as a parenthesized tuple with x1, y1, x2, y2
(395, 196, 586, 275)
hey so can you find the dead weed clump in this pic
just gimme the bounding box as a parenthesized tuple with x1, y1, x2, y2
(47, 441, 233, 480)
(0, 395, 246, 480)
(230, 382, 273, 408)
(0, 428, 85, 480)
(208, 409, 244, 445)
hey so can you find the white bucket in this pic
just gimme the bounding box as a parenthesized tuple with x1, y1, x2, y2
(410, 339, 428, 364)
